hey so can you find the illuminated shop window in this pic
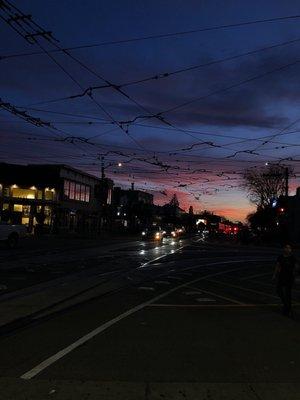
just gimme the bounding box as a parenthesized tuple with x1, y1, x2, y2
(14, 204, 23, 212)
(12, 188, 36, 199)
(23, 205, 30, 216)
(44, 206, 52, 225)
(45, 189, 55, 201)
(37, 190, 43, 200)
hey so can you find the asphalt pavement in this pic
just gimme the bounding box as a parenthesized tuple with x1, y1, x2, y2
(0, 237, 299, 399)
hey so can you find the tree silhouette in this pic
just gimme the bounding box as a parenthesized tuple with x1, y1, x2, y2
(242, 165, 292, 209)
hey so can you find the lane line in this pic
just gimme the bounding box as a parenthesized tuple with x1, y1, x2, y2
(186, 285, 245, 305)
(240, 271, 272, 281)
(20, 258, 267, 380)
(206, 279, 300, 304)
(147, 303, 283, 308)
(247, 279, 300, 294)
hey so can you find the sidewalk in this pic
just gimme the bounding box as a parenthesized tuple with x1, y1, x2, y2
(1, 379, 299, 400)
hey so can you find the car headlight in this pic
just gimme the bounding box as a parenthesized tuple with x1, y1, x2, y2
(142, 231, 146, 236)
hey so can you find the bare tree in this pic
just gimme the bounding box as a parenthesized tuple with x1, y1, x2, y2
(242, 165, 292, 209)
(169, 194, 179, 208)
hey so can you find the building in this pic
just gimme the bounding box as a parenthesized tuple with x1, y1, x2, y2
(0, 163, 113, 233)
(113, 186, 154, 230)
(113, 186, 153, 207)
(285, 188, 300, 243)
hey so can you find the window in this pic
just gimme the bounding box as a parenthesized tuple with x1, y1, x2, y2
(3, 187, 10, 197)
(23, 205, 30, 216)
(12, 188, 36, 199)
(107, 188, 112, 205)
(63, 180, 90, 203)
(85, 186, 90, 202)
(69, 182, 75, 200)
(80, 184, 86, 202)
(45, 189, 54, 201)
(64, 180, 70, 198)
(75, 183, 81, 201)
(14, 204, 23, 212)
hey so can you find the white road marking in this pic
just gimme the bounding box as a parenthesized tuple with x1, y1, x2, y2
(186, 285, 245, 305)
(247, 279, 300, 294)
(240, 271, 272, 281)
(206, 279, 298, 302)
(148, 303, 286, 308)
(182, 291, 202, 296)
(20, 259, 267, 380)
(196, 298, 216, 302)
(138, 287, 155, 291)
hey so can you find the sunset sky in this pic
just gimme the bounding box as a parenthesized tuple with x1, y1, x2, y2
(1, 0, 300, 221)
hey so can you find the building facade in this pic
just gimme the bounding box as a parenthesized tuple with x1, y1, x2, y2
(113, 187, 154, 230)
(285, 188, 300, 243)
(0, 163, 113, 233)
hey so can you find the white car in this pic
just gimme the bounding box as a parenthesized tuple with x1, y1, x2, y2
(0, 222, 28, 248)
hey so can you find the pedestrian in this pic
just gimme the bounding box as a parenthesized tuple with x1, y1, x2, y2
(272, 244, 299, 317)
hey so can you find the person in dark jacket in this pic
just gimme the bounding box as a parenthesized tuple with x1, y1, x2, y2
(273, 244, 299, 317)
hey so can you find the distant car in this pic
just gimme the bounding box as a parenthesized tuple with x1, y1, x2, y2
(168, 227, 185, 238)
(0, 222, 28, 248)
(141, 227, 164, 241)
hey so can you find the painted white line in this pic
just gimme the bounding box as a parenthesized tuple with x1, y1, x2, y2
(138, 287, 155, 291)
(182, 291, 202, 296)
(147, 303, 284, 308)
(196, 298, 216, 302)
(187, 285, 245, 305)
(207, 279, 282, 300)
(247, 279, 300, 294)
(20, 258, 265, 380)
(240, 271, 272, 281)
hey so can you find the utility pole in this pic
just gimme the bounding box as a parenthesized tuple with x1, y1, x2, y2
(284, 166, 289, 197)
(101, 156, 105, 180)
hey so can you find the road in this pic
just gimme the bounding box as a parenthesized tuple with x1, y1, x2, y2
(0, 236, 299, 399)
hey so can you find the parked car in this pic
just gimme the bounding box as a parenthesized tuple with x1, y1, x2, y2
(141, 227, 164, 242)
(0, 222, 28, 248)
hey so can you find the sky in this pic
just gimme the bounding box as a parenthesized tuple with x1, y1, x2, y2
(1, 0, 300, 221)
